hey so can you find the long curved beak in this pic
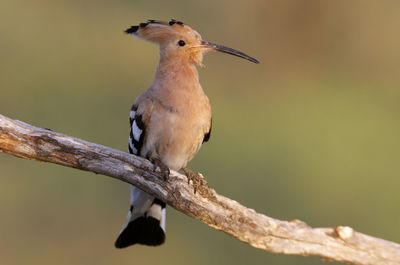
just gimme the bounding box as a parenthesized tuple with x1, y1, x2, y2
(201, 40, 259, 64)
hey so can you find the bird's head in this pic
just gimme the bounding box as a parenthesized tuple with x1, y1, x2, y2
(125, 19, 259, 66)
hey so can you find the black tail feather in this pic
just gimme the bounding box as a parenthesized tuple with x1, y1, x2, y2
(115, 216, 165, 248)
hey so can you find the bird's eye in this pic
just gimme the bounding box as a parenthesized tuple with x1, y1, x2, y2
(178, 40, 186, 47)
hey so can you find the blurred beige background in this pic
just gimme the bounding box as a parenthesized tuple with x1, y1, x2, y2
(1, 1, 400, 264)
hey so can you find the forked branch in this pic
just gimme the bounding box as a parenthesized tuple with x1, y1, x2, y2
(0, 114, 399, 265)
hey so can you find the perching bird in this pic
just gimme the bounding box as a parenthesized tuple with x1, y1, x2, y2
(115, 19, 259, 248)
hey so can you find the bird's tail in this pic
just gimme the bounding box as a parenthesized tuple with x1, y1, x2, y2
(115, 185, 166, 248)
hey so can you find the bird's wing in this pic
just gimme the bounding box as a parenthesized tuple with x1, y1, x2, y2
(203, 117, 212, 143)
(115, 97, 166, 248)
(128, 97, 153, 156)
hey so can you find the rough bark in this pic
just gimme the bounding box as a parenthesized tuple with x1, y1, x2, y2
(0, 114, 399, 265)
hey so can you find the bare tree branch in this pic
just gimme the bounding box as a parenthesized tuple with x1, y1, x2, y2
(0, 113, 399, 265)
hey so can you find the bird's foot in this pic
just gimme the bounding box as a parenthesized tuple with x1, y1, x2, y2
(182, 167, 208, 194)
(151, 158, 170, 181)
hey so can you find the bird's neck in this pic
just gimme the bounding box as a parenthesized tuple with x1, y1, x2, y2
(152, 55, 201, 92)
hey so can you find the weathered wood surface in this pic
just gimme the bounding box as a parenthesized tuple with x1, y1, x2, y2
(1, 114, 399, 265)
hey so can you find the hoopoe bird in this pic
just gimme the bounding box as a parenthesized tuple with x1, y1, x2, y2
(115, 19, 259, 248)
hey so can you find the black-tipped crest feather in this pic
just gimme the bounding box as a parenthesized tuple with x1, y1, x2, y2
(125, 25, 139, 34)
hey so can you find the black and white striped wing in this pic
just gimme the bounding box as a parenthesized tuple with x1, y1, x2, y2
(115, 103, 166, 248)
(128, 105, 146, 156)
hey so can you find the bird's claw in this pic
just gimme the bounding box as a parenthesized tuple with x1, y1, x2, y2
(151, 158, 170, 181)
(182, 167, 207, 194)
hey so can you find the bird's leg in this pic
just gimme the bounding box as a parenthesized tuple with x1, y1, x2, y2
(182, 167, 208, 194)
(150, 158, 170, 181)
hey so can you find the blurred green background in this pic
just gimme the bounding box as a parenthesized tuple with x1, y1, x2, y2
(1, 0, 400, 264)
